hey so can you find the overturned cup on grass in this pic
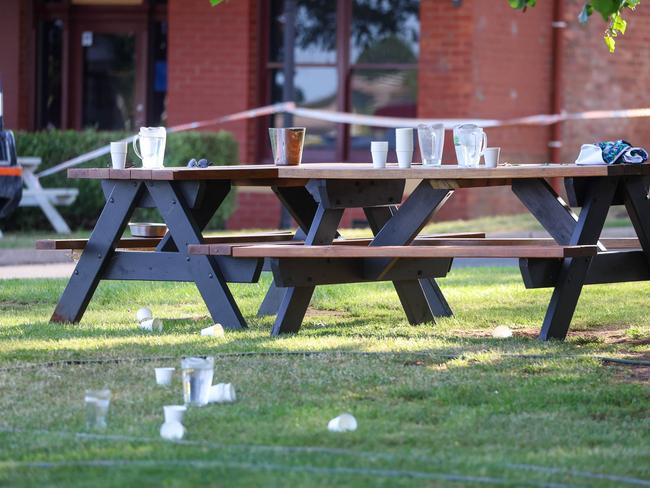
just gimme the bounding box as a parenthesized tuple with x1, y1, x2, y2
(201, 323, 225, 337)
(140, 318, 163, 332)
(208, 383, 236, 404)
(160, 421, 185, 441)
(492, 325, 513, 338)
(155, 367, 175, 386)
(136, 307, 153, 323)
(327, 413, 357, 433)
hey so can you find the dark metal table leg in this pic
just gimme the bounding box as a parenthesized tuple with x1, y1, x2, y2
(156, 182, 230, 252)
(364, 205, 452, 323)
(271, 204, 343, 335)
(257, 186, 319, 317)
(623, 176, 650, 267)
(514, 177, 617, 340)
(147, 181, 247, 329)
(51, 181, 143, 323)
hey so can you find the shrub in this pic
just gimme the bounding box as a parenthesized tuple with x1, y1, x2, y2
(8, 130, 237, 231)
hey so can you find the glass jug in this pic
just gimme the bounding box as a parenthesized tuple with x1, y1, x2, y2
(453, 124, 487, 168)
(417, 123, 445, 166)
(181, 356, 214, 406)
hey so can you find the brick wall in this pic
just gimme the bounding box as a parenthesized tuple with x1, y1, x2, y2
(559, 3, 650, 163)
(167, 0, 258, 162)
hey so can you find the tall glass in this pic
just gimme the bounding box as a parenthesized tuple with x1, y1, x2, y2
(269, 127, 306, 166)
(85, 389, 111, 430)
(181, 356, 214, 407)
(453, 124, 487, 168)
(417, 124, 445, 166)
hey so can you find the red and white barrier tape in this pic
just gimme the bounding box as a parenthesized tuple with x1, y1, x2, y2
(36, 102, 650, 178)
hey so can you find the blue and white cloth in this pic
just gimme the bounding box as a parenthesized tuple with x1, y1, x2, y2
(575, 140, 648, 165)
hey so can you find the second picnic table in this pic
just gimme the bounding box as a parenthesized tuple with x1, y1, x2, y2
(39, 162, 650, 340)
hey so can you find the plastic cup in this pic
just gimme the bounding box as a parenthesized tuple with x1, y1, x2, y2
(208, 383, 237, 403)
(483, 147, 501, 168)
(370, 141, 388, 168)
(136, 307, 153, 323)
(163, 405, 187, 423)
(110, 141, 127, 169)
(327, 413, 357, 432)
(396, 150, 413, 168)
(85, 389, 111, 430)
(155, 367, 175, 386)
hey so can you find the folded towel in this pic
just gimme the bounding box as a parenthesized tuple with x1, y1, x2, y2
(575, 140, 648, 165)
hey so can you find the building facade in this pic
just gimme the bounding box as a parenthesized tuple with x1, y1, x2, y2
(2, 0, 649, 229)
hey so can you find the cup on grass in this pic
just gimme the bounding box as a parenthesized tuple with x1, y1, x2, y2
(370, 141, 388, 168)
(110, 141, 127, 169)
(85, 388, 111, 430)
(395, 128, 414, 168)
(163, 405, 187, 424)
(155, 367, 175, 386)
(483, 147, 501, 168)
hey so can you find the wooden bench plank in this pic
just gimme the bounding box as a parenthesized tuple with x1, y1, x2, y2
(196, 243, 598, 259)
(35, 231, 295, 250)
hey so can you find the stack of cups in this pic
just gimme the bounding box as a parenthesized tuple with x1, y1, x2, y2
(110, 141, 127, 169)
(395, 128, 414, 168)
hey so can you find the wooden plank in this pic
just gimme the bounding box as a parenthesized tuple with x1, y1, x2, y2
(69, 163, 650, 181)
(36, 231, 295, 250)
(276, 163, 650, 180)
(213, 243, 598, 259)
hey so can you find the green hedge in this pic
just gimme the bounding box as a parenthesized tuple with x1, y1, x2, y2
(8, 130, 238, 231)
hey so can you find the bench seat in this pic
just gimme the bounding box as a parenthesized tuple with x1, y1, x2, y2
(189, 238, 599, 259)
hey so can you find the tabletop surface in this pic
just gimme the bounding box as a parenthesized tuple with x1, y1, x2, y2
(68, 162, 650, 181)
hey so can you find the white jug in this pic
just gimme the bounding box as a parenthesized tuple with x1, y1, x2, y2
(133, 127, 166, 169)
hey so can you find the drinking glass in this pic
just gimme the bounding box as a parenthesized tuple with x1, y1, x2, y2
(269, 127, 306, 166)
(453, 124, 487, 167)
(417, 124, 445, 166)
(85, 389, 111, 430)
(181, 356, 214, 407)
(133, 127, 166, 169)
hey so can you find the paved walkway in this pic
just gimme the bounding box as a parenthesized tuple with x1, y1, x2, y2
(0, 227, 638, 279)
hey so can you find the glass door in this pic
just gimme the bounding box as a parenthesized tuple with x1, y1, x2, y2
(71, 20, 147, 130)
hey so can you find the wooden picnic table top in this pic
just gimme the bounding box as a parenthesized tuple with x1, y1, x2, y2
(68, 162, 650, 182)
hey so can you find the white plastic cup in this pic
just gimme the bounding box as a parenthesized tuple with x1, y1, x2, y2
(327, 413, 357, 432)
(370, 141, 388, 169)
(208, 383, 237, 403)
(136, 307, 153, 323)
(163, 405, 187, 423)
(110, 141, 127, 169)
(484, 147, 501, 168)
(160, 421, 185, 441)
(395, 128, 414, 150)
(200, 323, 225, 337)
(140, 318, 163, 332)
(396, 150, 413, 168)
(155, 367, 175, 386)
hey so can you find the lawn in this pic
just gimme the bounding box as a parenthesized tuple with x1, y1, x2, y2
(0, 269, 648, 487)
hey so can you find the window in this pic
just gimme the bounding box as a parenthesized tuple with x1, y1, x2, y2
(265, 0, 420, 162)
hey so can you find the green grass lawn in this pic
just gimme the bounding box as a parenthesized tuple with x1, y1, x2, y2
(0, 269, 649, 487)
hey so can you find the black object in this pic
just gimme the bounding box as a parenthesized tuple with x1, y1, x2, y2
(0, 79, 23, 220)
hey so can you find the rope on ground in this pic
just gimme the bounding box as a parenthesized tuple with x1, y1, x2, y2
(0, 350, 647, 372)
(1, 426, 648, 486)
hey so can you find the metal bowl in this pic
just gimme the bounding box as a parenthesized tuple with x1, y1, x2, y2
(128, 222, 168, 238)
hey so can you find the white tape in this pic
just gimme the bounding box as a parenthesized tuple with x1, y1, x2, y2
(34, 101, 650, 180)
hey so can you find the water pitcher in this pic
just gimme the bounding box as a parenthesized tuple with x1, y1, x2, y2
(453, 124, 487, 167)
(417, 123, 445, 166)
(133, 126, 166, 169)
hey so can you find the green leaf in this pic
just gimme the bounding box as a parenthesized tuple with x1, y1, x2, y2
(209, 0, 224, 5)
(604, 34, 616, 52)
(592, 0, 621, 20)
(612, 13, 627, 33)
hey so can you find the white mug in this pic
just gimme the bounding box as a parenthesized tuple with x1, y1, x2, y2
(133, 127, 166, 169)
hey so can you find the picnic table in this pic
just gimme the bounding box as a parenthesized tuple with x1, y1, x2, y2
(18, 157, 78, 234)
(38, 163, 650, 340)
